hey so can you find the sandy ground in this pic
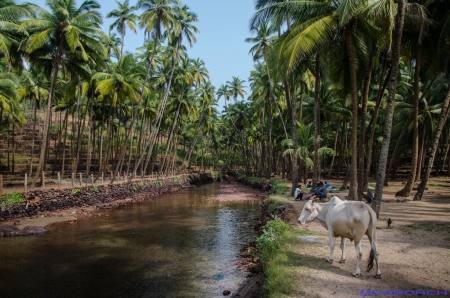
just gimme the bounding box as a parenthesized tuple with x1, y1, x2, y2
(282, 183, 450, 298)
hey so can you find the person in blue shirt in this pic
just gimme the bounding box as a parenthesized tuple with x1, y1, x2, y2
(325, 181, 332, 189)
(310, 181, 328, 201)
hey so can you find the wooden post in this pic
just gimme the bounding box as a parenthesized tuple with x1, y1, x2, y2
(134, 172, 137, 179)
(110, 172, 113, 182)
(57, 172, 60, 189)
(102, 172, 104, 182)
(117, 172, 120, 181)
(72, 172, 74, 187)
(79, 173, 82, 186)
(91, 174, 94, 185)
(42, 172, 45, 189)
(24, 173, 27, 192)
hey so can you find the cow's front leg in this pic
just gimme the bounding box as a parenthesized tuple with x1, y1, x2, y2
(352, 241, 363, 277)
(326, 230, 336, 263)
(339, 237, 346, 263)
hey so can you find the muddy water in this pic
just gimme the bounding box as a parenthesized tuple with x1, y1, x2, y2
(0, 183, 260, 298)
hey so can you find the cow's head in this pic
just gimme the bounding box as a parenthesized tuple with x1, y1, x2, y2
(298, 199, 318, 225)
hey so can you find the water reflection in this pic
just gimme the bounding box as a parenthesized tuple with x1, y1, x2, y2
(0, 183, 260, 298)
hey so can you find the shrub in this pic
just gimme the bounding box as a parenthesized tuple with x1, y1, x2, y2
(174, 177, 180, 183)
(72, 188, 81, 195)
(0, 191, 26, 214)
(211, 171, 222, 180)
(269, 179, 288, 194)
(256, 216, 290, 261)
(155, 180, 162, 186)
(246, 177, 265, 188)
(92, 186, 99, 194)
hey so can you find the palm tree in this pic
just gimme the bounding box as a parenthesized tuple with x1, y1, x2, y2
(93, 53, 143, 178)
(134, 4, 199, 175)
(371, 0, 407, 216)
(226, 76, 247, 102)
(106, 0, 138, 56)
(413, 0, 450, 201)
(0, 0, 31, 70)
(21, 0, 107, 187)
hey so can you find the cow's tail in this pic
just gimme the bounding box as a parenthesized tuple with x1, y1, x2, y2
(364, 204, 378, 272)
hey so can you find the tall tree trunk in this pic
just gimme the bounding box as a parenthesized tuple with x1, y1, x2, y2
(328, 123, 339, 178)
(345, 26, 359, 201)
(312, 54, 321, 189)
(416, 125, 426, 181)
(135, 46, 179, 176)
(396, 52, 421, 197)
(61, 109, 69, 177)
(29, 100, 38, 176)
(32, 45, 63, 188)
(372, 0, 406, 216)
(266, 99, 272, 179)
(290, 78, 298, 195)
(413, 85, 450, 201)
(357, 57, 373, 200)
(86, 100, 94, 176)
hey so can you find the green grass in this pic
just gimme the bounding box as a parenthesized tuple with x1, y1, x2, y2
(262, 228, 327, 298)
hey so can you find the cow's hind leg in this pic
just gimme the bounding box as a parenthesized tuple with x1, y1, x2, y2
(367, 233, 382, 278)
(326, 229, 336, 263)
(352, 240, 363, 277)
(339, 237, 346, 263)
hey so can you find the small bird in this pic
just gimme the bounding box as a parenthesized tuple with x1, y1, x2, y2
(387, 218, 392, 228)
(363, 190, 373, 204)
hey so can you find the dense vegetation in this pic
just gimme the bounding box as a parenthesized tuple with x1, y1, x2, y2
(0, 0, 449, 215)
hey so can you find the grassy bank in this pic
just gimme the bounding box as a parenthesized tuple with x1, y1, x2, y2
(258, 180, 326, 298)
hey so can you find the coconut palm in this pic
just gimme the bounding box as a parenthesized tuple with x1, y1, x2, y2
(226, 76, 247, 102)
(413, 0, 450, 201)
(21, 0, 107, 187)
(371, 0, 407, 216)
(106, 0, 138, 56)
(136, 4, 199, 175)
(0, 0, 31, 70)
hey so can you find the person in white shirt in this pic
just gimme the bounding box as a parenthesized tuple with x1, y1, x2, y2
(294, 184, 304, 201)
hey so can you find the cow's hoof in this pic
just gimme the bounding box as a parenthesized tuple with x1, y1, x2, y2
(339, 259, 346, 264)
(325, 259, 333, 264)
(352, 273, 361, 278)
(375, 274, 382, 279)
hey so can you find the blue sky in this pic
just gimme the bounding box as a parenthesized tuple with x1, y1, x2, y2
(18, 0, 258, 110)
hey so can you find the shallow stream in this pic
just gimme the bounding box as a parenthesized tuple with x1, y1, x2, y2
(0, 183, 260, 298)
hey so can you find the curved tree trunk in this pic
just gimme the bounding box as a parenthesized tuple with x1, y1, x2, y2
(32, 45, 63, 188)
(371, 0, 406, 216)
(413, 84, 450, 201)
(396, 52, 421, 197)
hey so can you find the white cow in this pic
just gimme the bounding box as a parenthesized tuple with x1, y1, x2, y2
(298, 195, 381, 278)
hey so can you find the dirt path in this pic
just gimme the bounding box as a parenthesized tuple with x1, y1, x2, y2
(283, 185, 450, 298)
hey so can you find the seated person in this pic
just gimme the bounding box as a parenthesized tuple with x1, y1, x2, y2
(310, 181, 328, 200)
(294, 184, 304, 201)
(325, 181, 332, 189)
(306, 181, 312, 189)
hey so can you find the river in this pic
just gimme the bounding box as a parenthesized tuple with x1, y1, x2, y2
(0, 183, 261, 298)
